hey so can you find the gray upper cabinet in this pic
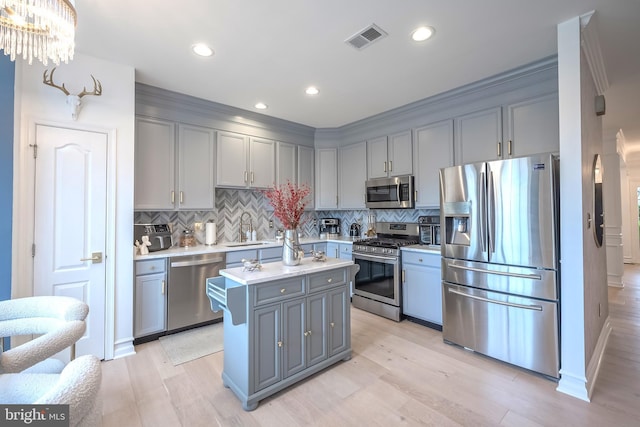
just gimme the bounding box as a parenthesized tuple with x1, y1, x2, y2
(315, 148, 338, 209)
(454, 94, 559, 165)
(505, 93, 559, 158)
(276, 141, 296, 185)
(339, 142, 367, 209)
(216, 131, 248, 187)
(250, 137, 276, 188)
(178, 125, 215, 210)
(134, 117, 214, 211)
(366, 136, 388, 179)
(366, 132, 412, 179)
(414, 120, 454, 208)
(297, 145, 315, 210)
(216, 131, 275, 189)
(454, 106, 503, 165)
(135, 117, 175, 210)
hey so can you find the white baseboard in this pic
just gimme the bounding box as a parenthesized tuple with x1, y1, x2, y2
(585, 316, 612, 399)
(112, 337, 136, 360)
(556, 317, 612, 401)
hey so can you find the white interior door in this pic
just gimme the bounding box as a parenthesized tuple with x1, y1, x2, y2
(33, 124, 107, 360)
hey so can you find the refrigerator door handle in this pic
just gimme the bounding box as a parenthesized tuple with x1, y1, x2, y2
(448, 263, 542, 280)
(448, 288, 543, 311)
(487, 169, 496, 255)
(480, 170, 487, 252)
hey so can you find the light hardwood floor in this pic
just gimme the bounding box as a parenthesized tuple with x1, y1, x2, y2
(101, 266, 640, 426)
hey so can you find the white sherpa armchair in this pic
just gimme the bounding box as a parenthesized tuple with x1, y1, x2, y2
(0, 354, 102, 427)
(0, 296, 89, 373)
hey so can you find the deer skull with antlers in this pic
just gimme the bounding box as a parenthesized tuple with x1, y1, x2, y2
(43, 68, 103, 120)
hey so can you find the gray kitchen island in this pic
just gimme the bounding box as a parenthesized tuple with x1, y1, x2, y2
(206, 257, 358, 411)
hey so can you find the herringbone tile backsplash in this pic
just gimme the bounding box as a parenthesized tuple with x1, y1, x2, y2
(134, 188, 438, 245)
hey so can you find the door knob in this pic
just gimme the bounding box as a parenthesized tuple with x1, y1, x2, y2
(80, 252, 103, 264)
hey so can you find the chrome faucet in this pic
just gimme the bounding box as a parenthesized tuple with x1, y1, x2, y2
(239, 211, 253, 242)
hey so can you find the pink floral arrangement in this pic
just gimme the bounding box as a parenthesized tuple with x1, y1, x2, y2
(264, 181, 311, 230)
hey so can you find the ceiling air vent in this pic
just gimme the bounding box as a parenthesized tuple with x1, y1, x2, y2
(345, 24, 388, 50)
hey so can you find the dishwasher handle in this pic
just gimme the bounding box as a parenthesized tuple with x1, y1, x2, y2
(171, 256, 224, 268)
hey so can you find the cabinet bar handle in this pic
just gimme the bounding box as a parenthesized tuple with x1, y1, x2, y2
(414, 190, 418, 202)
(179, 191, 184, 204)
(389, 160, 392, 172)
(251, 171, 254, 183)
(171, 191, 175, 204)
(335, 249, 339, 258)
(383, 161, 387, 172)
(161, 280, 165, 295)
(508, 140, 512, 156)
(497, 142, 502, 157)
(402, 269, 405, 283)
(280, 288, 286, 293)
(244, 171, 248, 183)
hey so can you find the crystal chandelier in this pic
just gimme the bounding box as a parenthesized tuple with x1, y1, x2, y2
(0, 0, 76, 65)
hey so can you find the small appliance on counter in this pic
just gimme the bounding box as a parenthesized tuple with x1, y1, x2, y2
(134, 223, 173, 252)
(349, 222, 361, 238)
(319, 218, 340, 239)
(418, 215, 441, 246)
(179, 229, 196, 247)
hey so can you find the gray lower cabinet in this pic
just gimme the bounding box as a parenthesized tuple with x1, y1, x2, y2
(326, 242, 352, 259)
(300, 242, 328, 257)
(259, 246, 283, 263)
(226, 249, 258, 268)
(207, 264, 352, 410)
(401, 251, 442, 326)
(134, 259, 167, 338)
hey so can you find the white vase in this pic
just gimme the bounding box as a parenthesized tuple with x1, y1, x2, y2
(283, 229, 303, 266)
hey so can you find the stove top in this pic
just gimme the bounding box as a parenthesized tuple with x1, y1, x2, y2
(355, 237, 419, 249)
(352, 222, 419, 257)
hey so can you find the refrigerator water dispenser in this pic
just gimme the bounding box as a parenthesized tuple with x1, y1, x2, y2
(445, 216, 471, 246)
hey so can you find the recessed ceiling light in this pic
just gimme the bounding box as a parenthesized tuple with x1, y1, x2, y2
(255, 102, 268, 110)
(192, 43, 214, 57)
(305, 86, 319, 95)
(411, 26, 435, 42)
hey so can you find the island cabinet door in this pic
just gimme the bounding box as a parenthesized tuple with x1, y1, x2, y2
(253, 304, 282, 392)
(328, 286, 350, 356)
(282, 299, 306, 379)
(306, 293, 328, 367)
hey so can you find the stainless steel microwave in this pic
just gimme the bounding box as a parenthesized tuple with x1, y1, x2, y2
(365, 175, 415, 209)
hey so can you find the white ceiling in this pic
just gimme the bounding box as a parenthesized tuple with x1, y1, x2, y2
(75, 0, 640, 145)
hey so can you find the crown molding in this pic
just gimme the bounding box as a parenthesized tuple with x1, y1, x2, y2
(580, 11, 610, 95)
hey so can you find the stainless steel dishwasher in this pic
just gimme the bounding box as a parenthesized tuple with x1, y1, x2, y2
(168, 253, 226, 331)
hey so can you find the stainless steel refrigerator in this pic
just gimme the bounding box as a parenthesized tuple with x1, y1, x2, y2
(440, 153, 560, 378)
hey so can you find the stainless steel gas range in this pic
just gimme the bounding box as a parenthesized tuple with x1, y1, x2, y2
(351, 222, 419, 322)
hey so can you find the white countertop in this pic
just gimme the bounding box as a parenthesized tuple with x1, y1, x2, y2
(134, 236, 357, 261)
(402, 244, 441, 255)
(220, 257, 355, 285)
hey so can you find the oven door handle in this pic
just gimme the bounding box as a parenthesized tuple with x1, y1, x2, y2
(353, 252, 396, 263)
